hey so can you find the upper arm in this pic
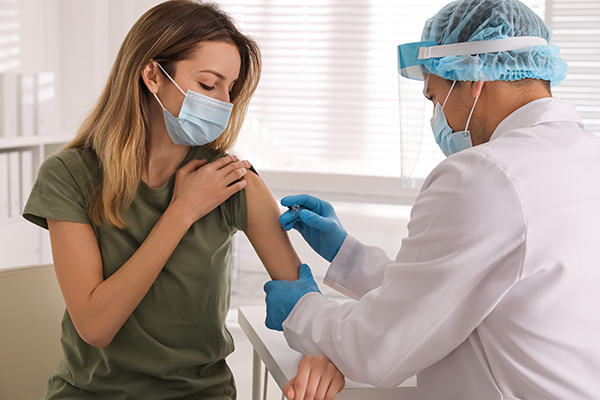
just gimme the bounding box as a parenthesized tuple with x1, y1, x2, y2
(244, 171, 300, 280)
(47, 219, 104, 332)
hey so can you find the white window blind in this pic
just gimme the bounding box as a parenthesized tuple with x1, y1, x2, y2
(222, 0, 597, 180)
(0, 0, 19, 73)
(223, 0, 449, 177)
(546, 0, 600, 136)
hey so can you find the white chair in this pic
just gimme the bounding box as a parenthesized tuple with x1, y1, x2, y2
(0, 264, 65, 400)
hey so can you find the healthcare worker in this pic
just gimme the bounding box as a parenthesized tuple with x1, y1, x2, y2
(264, 0, 600, 399)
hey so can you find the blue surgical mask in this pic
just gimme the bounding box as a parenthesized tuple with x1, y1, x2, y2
(430, 80, 479, 157)
(153, 63, 233, 146)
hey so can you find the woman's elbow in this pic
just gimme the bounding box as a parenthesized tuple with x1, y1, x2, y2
(75, 322, 115, 349)
(84, 337, 113, 349)
(81, 332, 114, 349)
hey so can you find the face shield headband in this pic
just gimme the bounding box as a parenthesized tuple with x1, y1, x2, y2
(397, 36, 548, 81)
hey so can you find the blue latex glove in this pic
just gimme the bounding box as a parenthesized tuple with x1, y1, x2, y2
(279, 194, 348, 262)
(264, 264, 321, 331)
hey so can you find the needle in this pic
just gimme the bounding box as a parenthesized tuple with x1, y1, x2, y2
(275, 198, 306, 215)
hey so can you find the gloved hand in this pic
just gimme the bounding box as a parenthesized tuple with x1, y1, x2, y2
(279, 194, 348, 262)
(264, 264, 321, 331)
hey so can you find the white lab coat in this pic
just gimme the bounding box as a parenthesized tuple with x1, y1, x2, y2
(283, 98, 600, 400)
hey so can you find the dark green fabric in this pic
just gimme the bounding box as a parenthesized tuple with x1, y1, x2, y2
(23, 146, 248, 399)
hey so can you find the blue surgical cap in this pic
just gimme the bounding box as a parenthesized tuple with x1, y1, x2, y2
(421, 0, 568, 87)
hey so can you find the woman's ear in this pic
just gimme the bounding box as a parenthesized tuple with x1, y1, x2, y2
(141, 61, 160, 94)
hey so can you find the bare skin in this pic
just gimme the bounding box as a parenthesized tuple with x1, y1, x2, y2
(424, 74, 552, 146)
(48, 41, 299, 349)
(283, 355, 345, 400)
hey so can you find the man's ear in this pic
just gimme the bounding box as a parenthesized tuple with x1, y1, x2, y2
(472, 80, 484, 98)
(141, 61, 160, 94)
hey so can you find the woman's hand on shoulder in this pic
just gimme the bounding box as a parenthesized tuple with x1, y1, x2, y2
(283, 355, 345, 400)
(169, 155, 250, 226)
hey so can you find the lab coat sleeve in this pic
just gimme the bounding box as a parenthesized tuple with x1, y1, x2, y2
(324, 235, 394, 300)
(282, 149, 527, 387)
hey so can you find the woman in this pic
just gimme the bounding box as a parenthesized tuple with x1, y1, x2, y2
(23, 1, 343, 399)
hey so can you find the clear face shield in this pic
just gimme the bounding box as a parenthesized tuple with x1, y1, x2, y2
(397, 41, 443, 189)
(397, 36, 549, 189)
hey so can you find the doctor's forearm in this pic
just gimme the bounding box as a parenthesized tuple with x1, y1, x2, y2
(325, 235, 392, 298)
(283, 292, 418, 388)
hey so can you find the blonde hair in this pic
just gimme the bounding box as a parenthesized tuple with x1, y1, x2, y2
(68, 0, 261, 228)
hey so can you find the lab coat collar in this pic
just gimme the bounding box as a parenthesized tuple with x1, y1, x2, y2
(490, 97, 585, 142)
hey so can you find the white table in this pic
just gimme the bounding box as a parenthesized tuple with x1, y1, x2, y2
(238, 306, 417, 400)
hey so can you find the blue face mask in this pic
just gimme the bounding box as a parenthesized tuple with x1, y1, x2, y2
(153, 63, 233, 146)
(430, 80, 479, 157)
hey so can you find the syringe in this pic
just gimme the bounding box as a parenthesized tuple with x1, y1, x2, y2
(275, 198, 307, 215)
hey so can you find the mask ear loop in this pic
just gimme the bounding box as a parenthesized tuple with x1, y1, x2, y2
(464, 94, 480, 132)
(152, 91, 166, 110)
(156, 62, 187, 96)
(441, 80, 457, 109)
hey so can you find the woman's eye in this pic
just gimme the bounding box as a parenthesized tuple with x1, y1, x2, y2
(200, 83, 215, 91)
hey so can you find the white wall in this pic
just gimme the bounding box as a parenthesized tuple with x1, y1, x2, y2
(17, 0, 166, 135)
(17, 0, 60, 128)
(56, 0, 162, 134)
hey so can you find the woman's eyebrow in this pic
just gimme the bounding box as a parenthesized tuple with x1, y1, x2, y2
(198, 69, 227, 80)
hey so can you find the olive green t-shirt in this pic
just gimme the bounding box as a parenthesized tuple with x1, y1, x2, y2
(23, 146, 248, 400)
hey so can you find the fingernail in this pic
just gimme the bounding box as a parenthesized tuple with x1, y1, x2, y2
(232, 155, 239, 161)
(245, 160, 252, 167)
